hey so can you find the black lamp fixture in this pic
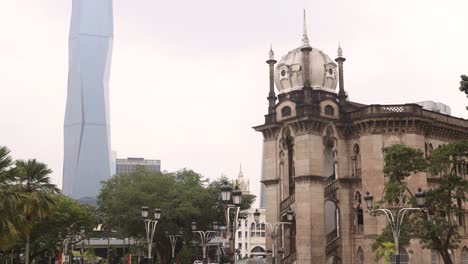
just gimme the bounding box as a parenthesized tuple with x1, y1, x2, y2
(154, 208, 161, 220)
(253, 209, 261, 223)
(221, 181, 233, 202)
(415, 187, 426, 208)
(286, 208, 294, 222)
(232, 185, 243, 205)
(141, 206, 149, 218)
(364, 192, 374, 211)
(212, 222, 219, 231)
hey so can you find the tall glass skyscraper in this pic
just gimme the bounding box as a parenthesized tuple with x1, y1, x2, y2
(63, 0, 113, 199)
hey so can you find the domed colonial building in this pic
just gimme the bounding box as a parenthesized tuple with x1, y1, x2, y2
(254, 12, 468, 264)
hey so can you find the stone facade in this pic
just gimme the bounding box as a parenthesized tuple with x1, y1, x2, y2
(254, 41, 468, 264)
(233, 167, 268, 258)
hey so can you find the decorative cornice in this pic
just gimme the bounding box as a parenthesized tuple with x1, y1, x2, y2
(294, 175, 325, 184)
(261, 179, 280, 186)
(346, 104, 468, 140)
(348, 118, 468, 141)
(286, 118, 328, 136)
(338, 177, 362, 188)
(253, 124, 281, 141)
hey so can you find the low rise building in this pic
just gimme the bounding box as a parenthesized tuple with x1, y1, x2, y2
(115, 157, 161, 175)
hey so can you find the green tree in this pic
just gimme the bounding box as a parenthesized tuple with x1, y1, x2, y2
(98, 169, 255, 263)
(14, 159, 60, 264)
(0, 146, 24, 249)
(460, 75, 468, 110)
(373, 141, 468, 264)
(28, 194, 97, 262)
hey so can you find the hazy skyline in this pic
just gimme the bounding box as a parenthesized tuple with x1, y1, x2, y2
(1, 0, 467, 201)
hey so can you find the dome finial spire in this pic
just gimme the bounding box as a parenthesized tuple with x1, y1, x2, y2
(268, 43, 274, 60)
(337, 42, 343, 57)
(238, 163, 243, 177)
(302, 9, 311, 48)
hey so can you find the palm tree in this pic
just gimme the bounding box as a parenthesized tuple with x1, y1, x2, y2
(0, 146, 24, 248)
(14, 159, 60, 264)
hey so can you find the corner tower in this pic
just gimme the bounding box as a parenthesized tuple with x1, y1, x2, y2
(254, 10, 468, 264)
(63, 0, 113, 199)
(254, 10, 350, 263)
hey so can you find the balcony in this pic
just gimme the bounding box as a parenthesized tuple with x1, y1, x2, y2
(325, 237, 340, 257)
(281, 252, 296, 264)
(325, 229, 338, 245)
(324, 179, 338, 200)
(280, 194, 295, 215)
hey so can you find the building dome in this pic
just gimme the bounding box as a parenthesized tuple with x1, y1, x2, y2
(275, 46, 338, 94)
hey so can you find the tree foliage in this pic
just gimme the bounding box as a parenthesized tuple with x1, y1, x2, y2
(0, 145, 97, 264)
(28, 194, 97, 259)
(97, 168, 255, 262)
(460, 75, 468, 110)
(373, 141, 468, 264)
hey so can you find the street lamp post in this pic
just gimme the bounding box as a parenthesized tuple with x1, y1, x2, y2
(253, 208, 294, 264)
(220, 182, 243, 264)
(60, 221, 86, 264)
(165, 229, 183, 263)
(79, 226, 85, 264)
(364, 188, 425, 264)
(191, 222, 218, 264)
(141, 206, 162, 264)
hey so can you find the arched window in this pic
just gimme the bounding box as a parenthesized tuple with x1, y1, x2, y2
(357, 247, 364, 264)
(281, 106, 292, 117)
(391, 248, 409, 264)
(461, 247, 468, 264)
(431, 250, 439, 264)
(356, 208, 364, 233)
(324, 105, 335, 116)
(353, 144, 361, 177)
(354, 191, 364, 233)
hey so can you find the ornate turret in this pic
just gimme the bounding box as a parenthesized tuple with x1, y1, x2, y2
(335, 43, 347, 114)
(301, 9, 312, 88)
(266, 45, 277, 118)
(235, 164, 249, 195)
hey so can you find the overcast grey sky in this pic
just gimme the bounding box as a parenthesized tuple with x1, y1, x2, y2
(1, 0, 467, 201)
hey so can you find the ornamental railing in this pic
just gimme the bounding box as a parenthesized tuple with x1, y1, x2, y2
(325, 236, 340, 257)
(324, 179, 338, 199)
(281, 252, 296, 264)
(349, 104, 468, 128)
(324, 174, 336, 186)
(280, 194, 295, 215)
(326, 229, 338, 245)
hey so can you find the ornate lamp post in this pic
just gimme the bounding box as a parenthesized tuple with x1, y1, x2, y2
(141, 206, 161, 264)
(253, 208, 294, 264)
(165, 229, 183, 263)
(220, 181, 243, 264)
(79, 226, 85, 264)
(60, 221, 87, 264)
(191, 222, 218, 264)
(364, 188, 425, 264)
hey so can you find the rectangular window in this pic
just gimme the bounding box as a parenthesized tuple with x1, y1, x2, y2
(431, 251, 439, 264)
(238, 231, 242, 238)
(245, 231, 248, 237)
(238, 243, 242, 249)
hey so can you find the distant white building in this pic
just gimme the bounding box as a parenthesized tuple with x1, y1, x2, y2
(115, 157, 161, 175)
(416, 101, 451, 115)
(233, 167, 267, 259)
